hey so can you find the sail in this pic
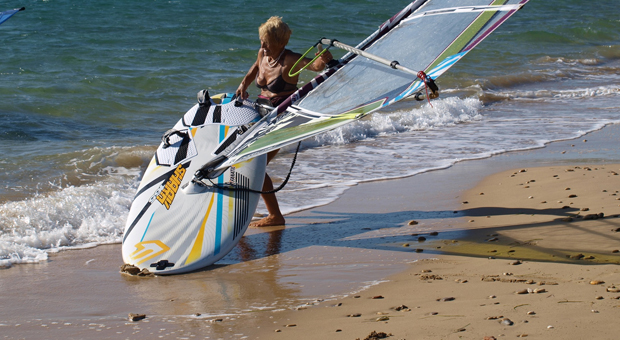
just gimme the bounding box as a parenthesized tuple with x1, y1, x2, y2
(213, 0, 528, 171)
(0, 7, 24, 26)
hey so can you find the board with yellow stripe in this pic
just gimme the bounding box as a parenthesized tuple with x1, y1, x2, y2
(122, 93, 266, 274)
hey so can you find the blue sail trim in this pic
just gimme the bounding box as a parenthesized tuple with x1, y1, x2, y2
(0, 7, 25, 27)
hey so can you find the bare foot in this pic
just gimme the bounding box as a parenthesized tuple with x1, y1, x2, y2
(249, 214, 285, 227)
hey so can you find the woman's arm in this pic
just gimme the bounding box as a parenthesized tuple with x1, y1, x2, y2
(305, 50, 333, 72)
(282, 49, 333, 84)
(236, 49, 263, 99)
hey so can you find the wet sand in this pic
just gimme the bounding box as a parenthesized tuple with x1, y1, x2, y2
(2, 124, 620, 339)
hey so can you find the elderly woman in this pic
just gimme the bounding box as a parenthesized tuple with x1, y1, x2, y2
(236, 16, 333, 227)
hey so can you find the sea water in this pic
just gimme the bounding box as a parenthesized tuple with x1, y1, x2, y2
(0, 0, 619, 266)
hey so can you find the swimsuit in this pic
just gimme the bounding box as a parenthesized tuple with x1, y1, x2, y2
(256, 49, 298, 94)
(256, 74, 298, 94)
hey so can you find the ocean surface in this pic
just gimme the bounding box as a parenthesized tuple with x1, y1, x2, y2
(0, 0, 619, 268)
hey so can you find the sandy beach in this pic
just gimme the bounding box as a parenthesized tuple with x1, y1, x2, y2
(3, 124, 620, 340)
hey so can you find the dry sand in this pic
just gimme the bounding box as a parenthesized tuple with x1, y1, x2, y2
(253, 164, 620, 340)
(2, 125, 620, 340)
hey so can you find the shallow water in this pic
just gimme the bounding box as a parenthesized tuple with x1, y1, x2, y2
(0, 1, 619, 269)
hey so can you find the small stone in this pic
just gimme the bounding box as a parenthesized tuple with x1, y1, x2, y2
(520, 169, 527, 173)
(417, 236, 426, 242)
(372, 295, 384, 299)
(393, 305, 409, 311)
(285, 324, 297, 327)
(408, 220, 418, 225)
(527, 311, 536, 315)
(421, 269, 432, 273)
(120, 264, 142, 276)
(194, 313, 201, 317)
(486, 315, 503, 320)
(596, 296, 604, 300)
(335, 329, 342, 332)
(363, 331, 389, 339)
(533, 288, 546, 294)
(429, 231, 439, 236)
(128, 313, 146, 322)
(402, 243, 410, 247)
(500, 318, 514, 326)
(547, 325, 554, 329)
(462, 201, 469, 204)
(510, 260, 522, 265)
(606, 286, 620, 293)
(348, 313, 362, 317)
(415, 248, 424, 253)
(590, 280, 605, 285)
(612, 250, 619, 253)
(376, 316, 390, 321)
(516, 289, 529, 295)
(275, 329, 281, 333)
(591, 310, 599, 313)
(581, 207, 590, 211)
(439, 297, 455, 302)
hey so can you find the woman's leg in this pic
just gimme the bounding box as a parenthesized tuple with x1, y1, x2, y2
(250, 149, 285, 227)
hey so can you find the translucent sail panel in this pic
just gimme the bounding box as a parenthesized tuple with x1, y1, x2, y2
(216, 0, 528, 169)
(298, 0, 527, 116)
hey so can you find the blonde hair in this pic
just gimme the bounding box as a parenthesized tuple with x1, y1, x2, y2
(258, 16, 292, 46)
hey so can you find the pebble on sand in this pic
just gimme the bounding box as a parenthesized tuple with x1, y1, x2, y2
(128, 313, 146, 322)
(500, 318, 514, 326)
(361, 331, 390, 340)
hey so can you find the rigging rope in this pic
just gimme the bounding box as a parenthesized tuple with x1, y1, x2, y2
(417, 71, 435, 108)
(195, 142, 302, 194)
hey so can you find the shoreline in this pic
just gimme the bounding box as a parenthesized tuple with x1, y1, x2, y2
(2, 124, 620, 339)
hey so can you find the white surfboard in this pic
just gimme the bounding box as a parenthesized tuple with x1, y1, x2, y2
(122, 92, 266, 274)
